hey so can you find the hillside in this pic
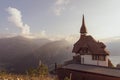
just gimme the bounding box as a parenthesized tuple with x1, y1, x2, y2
(0, 36, 119, 73)
(0, 36, 73, 73)
(34, 40, 73, 71)
(0, 36, 51, 73)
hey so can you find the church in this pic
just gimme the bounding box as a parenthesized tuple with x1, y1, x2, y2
(72, 15, 109, 66)
(57, 15, 120, 80)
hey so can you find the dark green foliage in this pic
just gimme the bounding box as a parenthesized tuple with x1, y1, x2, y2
(26, 68, 38, 76)
(0, 69, 7, 76)
(26, 64, 48, 76)
(64, 77, 71, 80)
(37, 64, 48, 76)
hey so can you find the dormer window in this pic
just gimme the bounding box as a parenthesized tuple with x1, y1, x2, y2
(79, 47, 88, 53)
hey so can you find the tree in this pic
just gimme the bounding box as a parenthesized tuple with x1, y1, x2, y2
(64, 77, 71, 80)
(26, 67, 38, 76)
(37, 63, 48, 76)
(26, 63, 49, 77)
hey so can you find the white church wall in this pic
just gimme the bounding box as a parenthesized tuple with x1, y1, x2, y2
(81, 55, 108, 66)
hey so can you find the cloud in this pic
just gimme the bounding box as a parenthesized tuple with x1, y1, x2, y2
(6, 7, 48, 39)
(5, 28, 9, 31)
(65, 34, 79, 43)
(53, 0, 71, 16)
(28, 30, 47, 39)
(0, 33, 17, 39)
(6, 7, 30, 35)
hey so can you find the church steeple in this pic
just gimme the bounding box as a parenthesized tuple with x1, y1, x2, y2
(80, 15, 87, 35)
(72, 15, 110, 67)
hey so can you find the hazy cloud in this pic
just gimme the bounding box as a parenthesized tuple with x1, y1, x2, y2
(5, 6, 78, 42)
(65, 34, 79, 43)
(7, 7, 30, 35)
(29, 30, 47, 39)
(53, 0, 71, 16)
(5, 28, 9, 31)
(0, 33, 17, 39)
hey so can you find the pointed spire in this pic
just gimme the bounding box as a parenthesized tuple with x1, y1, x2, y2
(80, 15, 87, 34)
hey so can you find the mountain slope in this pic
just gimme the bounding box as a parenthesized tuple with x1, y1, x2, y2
(0, 36, 51, 73)
(0, 36, 73, 73)
(0, 36, 120, 73)
(34, 40, 73, 71)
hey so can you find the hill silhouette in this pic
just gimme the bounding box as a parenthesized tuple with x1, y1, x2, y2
(0, 36, 73, 73)
(0, 36, 119, 73)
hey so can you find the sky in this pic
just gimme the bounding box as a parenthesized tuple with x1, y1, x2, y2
(0, 0, 120, 41)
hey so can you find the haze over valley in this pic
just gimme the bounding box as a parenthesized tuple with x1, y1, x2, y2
(0, 36, 119, 73)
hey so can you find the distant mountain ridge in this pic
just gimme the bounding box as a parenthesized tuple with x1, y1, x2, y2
(34, 40, 73, 71)
(0, 36, 119, 73)
(0, 36, 73, 73)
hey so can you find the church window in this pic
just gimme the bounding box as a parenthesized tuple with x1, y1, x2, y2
(80, 47, 88, 53)
(99, 56, 106, 61)
(92, 55, 106, 61)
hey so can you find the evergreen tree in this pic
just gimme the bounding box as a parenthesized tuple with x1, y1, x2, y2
(37, 63, 48, 76)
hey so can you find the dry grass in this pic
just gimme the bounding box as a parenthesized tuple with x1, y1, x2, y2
(0, 74, 57, 80)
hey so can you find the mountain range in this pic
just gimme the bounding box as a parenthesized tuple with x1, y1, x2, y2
(0, 36, 119, 73)
(0, 36, 73, 73)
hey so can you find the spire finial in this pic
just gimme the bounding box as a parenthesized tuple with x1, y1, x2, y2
(82, 14, 85, 26)
(80, 15, 87, 34)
